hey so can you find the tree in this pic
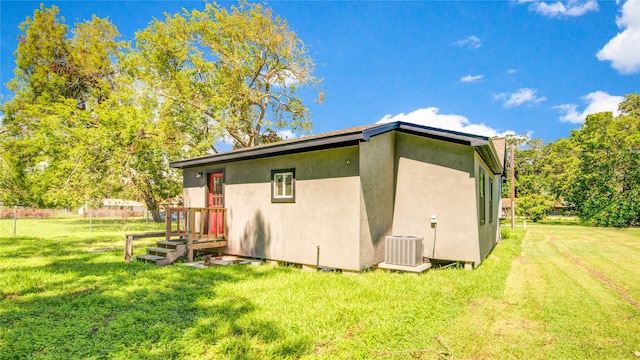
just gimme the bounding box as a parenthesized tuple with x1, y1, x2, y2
(1, 2, 319, 221)
(0, 5, 125, 208)
(501, 135, 548, 200)
(516, 194, 553, 222)
(513, 138, 545, 197)
(540, 138, 580, 203)
(568, 94, 640, 227)
(128, 1, 319, 156)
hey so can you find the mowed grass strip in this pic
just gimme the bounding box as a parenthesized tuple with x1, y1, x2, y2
(445, 225, 640, 359)
(1, 217, 639, 359)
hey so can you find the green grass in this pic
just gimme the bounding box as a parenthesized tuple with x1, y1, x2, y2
(1, 217, 639, 359)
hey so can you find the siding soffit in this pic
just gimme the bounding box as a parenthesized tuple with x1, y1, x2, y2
(170, 121, 504, 173)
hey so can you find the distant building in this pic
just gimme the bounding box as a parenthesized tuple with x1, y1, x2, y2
(78, 199, 147, 216)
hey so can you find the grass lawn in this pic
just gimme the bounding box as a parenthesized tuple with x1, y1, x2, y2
(1, 217, 639, 359)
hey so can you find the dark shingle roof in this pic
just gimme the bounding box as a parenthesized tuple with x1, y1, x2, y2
(170, 121, 504, 174)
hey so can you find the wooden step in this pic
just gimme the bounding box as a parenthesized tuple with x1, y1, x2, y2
(156, 240, 186, 249)
(157, 244, 187, 266)
(146, 247, 174, 256)
(136, 253, 166, 264)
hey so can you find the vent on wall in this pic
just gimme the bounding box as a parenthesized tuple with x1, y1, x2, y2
(385, 236, 423, 267)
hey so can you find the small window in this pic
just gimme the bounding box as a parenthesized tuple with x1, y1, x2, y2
(271, 168, 295, 203)
(479, 168, 486, 225)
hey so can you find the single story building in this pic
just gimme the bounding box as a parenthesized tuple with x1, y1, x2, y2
(170, 121, 506, 271)
(78, 199, 147, 216)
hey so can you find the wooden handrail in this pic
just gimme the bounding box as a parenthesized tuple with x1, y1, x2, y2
(166, 207, 188, 240)
(166, 207, 227, 261)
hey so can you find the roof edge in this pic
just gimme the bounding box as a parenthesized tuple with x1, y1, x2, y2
(170, 121, 504, 170)
(170, 132, 365, 169)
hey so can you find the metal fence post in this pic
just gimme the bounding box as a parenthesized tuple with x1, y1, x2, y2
(13, 206, 17, 236)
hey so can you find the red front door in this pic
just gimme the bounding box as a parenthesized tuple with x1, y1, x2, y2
(207, 172, 224, 235)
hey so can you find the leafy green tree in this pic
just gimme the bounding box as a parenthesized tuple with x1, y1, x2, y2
(540, 138, 580, 203)
(568, 94, 640, 227)
(516, 194, 553, 222)
(1, 2, 319, 221)
(513, 138, 545, 197)
(0, 5, 124, 208)
(501, 135, 548, 199)
(128, 1, 319, 155)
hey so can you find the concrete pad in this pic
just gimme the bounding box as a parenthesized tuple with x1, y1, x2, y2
(377, 261, 432, 273)
(181, 261, 207, 269)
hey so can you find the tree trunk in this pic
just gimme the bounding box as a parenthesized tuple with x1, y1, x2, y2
(139, 186, 163, 222)
(149, 208, 162, 223)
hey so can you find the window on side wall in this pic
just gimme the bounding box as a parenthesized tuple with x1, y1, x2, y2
(489, 178, 494, 223)
(271, 168, 295, 203)
(479, 168, 486, 225)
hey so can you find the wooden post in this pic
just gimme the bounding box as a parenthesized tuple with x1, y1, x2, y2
(510, 144, 516, 229)
(188, 208, 195, 262)
(165, 208, 171, 241)
(200, 208, 206, 239)
(124, 235, 133, 261)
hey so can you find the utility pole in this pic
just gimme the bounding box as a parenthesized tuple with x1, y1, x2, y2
(510, 144, 516, 229)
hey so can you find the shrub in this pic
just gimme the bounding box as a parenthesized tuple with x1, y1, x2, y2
(0, 208, 53, 219)
(501, 226, 511, 240)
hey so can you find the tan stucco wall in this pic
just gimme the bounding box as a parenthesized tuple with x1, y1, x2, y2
(358, 132, 396, 269)
(183, 146, 363, 270)
(391, 133, 480, 264)
(180, 131, 503, 270)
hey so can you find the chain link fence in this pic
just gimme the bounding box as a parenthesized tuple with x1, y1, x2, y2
(0, 206, 157, 237)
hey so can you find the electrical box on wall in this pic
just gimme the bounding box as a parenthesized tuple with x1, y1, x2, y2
(430, 215, 437, 224)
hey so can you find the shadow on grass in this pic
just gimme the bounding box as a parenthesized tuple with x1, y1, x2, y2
(0, 235, 122, 259)
(0, 253, 307, 359)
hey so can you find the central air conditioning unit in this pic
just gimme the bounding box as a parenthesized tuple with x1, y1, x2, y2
(385, 236, 423, 266)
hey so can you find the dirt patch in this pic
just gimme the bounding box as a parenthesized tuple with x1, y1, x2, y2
(549, 237, 640, 312)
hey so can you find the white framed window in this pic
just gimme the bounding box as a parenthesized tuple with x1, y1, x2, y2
(271, 168, 295, 203)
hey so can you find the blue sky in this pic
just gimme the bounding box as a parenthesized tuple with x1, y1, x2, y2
(1, 0, 639, 144)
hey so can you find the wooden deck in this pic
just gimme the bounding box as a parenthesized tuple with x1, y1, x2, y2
(125, 207, 227, 265)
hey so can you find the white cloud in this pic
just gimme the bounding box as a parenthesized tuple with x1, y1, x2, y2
(276, 129, 298, 140)
(596, 0, 640, 74)
(460, 74, 484, 83)
(270, 69, 301, 87)
(507, 68, 517, 74)
(377, 107, 514, 137)
(518, 0, 599, 17)
(555, 91, 623, 123)
(453, 35, 482, 49)
(494, 88, 547, 108)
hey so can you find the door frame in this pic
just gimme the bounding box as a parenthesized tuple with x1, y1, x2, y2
(206, 169, 225, 236)
(207, 169, 225, 208)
